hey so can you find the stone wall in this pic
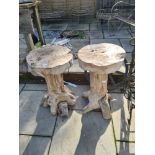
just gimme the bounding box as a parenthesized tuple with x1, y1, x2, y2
(38, 0, 134, 20)
(39, 0, 96, 16)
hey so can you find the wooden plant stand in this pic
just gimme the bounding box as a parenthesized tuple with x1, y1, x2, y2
(26, 45, 76, 116)
(78, 43, 125, 119)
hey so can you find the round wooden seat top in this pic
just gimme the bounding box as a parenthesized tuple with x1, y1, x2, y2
(26, 45, 73, 75)
(78, 43, 126, 74)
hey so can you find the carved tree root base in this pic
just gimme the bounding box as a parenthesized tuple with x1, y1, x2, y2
(81, 72, 112, 119)
(78, 43, 125, 119)
(41, 85, 76, 116)
(82, 91, 112, 119)
(26, 45, 76, 116)
(99, 94, 112, 119)
(39, 73, 77, 116)
(58, 102, 69, 117)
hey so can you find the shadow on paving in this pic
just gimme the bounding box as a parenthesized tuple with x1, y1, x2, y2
(23, 136, 50, 155)
(116, 107, 135, 155)
(19, 91, 56, 155)
(20, 102, 56, 155)
(20, 95, 56, 136)
(20, 87, 134, 155)
(110, 93, 135, 154)
(48, 110, 116, 155)
(74, 112, 111, 155)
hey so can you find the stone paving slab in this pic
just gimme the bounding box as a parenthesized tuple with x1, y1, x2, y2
(19, 91, 56, 136)
(19, 38, 28, 49)
(42, 24, 68, 31)
(70, 39, 89, 52)
(19, 62, 28, 74)
(43, 30, 62, 39)
(67, 24, 89, 31)
(68, 85, 89, 110)
(110, 93, 135, 142)
(45, 38, 53, 44)
(22, 84, 88, 110)
(19, 48, 28, 57)
(89, 31, 103, 39)
(116, 142, 135, 155)
(68, 59, 84, 73)
(120, 39, 134, 53)
(67, 85, 128, 111)
(125, 53, 132, 63)
(20, 84, 25, 92)
(49, 111, 116, 155)
(19, 52, 27, 64)
(20, 135, 51, 155)
(101, 23, 130, 30)
(130, 109, 135, 132)
(90, 38, 121, 46)
(103, 29, 131, 39)
(20, 33, 25, 39)
(43, 32, 52, 40)
(90, 23, 102, 31)
(24, 84, 47, 91)
(108, 87, 123, 94)
(20, 135, 31, 155)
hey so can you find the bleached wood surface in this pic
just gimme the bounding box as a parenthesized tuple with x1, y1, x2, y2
(78, 43, 125, 119)
(26, 45, 76, 115)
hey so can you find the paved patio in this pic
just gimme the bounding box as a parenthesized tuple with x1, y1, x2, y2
(19, 84, 135, 155)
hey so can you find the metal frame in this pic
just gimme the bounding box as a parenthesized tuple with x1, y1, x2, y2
(96, 1, 135, 35)
(123, 37, 135, 125)
(108, 1, 135, 35)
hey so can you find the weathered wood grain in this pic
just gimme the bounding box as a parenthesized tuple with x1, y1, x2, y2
(78, 43, 125, 73)
(26, 45, 76, 116)
(78, 43, 125, 117)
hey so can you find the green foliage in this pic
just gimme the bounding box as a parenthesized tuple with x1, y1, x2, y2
(76, 31, 85, 39)
(34, 41, 42, 48)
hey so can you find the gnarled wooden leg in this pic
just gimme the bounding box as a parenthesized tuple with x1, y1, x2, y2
(41, 94, 49, 107)
(41, 73, 76, 115)
(83, 72, 111, 119)
(99, 94, 111, 119)
(83, 91, 101, 113)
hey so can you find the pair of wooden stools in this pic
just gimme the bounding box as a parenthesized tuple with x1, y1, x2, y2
(26, 43, 125, 119)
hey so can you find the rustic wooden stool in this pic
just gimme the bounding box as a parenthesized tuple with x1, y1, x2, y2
(78, 43, 125, 119)
(26, 45, 76, 116)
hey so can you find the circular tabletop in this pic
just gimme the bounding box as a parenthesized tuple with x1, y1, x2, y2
(78, 43, 126, 73)
(26, 45, 73, 75)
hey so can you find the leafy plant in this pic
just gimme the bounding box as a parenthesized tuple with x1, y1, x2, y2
(76, 31, 85, 39)
(34, 41, 42, 48)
